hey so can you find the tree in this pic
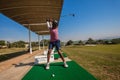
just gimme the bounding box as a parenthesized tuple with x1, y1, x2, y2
(17, 41, 25, 48)
(40, 39, 49, 46)
(0, 40, 5, 46)
(111, 38, 120, 44)
(6, 41, 11, 48)
(86, 38, 96, 44)
(104, 40, 112, 44)
(66, 40, 73, 46)
(79, 40, 83, 45)
(44, 39, 49, 46)
(96, 39, 105, 44)
(11, 41, 25, 48)
(32, 42, 37, 47)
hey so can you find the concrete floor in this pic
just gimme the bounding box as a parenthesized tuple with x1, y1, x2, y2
(0, 50, 42, 80)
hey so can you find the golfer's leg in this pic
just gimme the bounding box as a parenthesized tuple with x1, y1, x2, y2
(47, 49, 52, 63)
(56, 40, 65, 62)
(56, 40, 68, 67)
(58, 50, 65, 62)
(46, 42, 53, 70)
(58, 50, 68, 67)
(46, 49, 52, 70)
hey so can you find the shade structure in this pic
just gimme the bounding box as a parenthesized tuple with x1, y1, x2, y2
(0, 0, 63, 35)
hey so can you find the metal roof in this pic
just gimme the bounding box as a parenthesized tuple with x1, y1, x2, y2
(0, 0, 63, 35)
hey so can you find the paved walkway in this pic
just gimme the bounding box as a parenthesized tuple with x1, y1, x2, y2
(0, 50, 43, 80)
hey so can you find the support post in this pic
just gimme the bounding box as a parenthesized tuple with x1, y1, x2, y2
(28, 24, 32, 54)
(42, 35, 44, 50)
(38, 35, 41, 50)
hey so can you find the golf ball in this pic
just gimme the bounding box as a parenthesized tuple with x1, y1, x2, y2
(52, 74, 55, 77)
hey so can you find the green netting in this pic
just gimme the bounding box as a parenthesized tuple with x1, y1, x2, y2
(22, 61, 97, 80)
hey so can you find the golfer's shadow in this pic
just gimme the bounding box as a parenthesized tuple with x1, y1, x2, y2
(12, 62, 34, 67)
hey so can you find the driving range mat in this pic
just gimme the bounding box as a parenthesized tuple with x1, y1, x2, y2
(22, 61, 97, 80)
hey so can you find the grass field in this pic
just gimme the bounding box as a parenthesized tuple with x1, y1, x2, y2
(0, 48, 26, 55)
(0, 48, 27, 62)
(62, 44, 120, 80)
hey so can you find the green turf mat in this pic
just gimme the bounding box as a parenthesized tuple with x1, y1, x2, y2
(54, 49, 58, 53)
(54, 53, 67, 59)
(22, 61, 97, 80)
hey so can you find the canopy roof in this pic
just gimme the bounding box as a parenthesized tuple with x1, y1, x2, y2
(0, 0, 63, 35)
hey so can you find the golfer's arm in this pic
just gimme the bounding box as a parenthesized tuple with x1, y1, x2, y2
(46, 21, 52, 29)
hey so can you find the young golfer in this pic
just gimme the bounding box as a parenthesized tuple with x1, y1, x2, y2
(46, 18, 68, 69)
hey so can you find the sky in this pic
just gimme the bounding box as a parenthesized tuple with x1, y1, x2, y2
(0, 0, 120, 42)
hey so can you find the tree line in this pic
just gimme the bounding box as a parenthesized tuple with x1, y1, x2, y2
(0, 39, 50, 48)
(0, 38, 120, 48)
(66, 38, 120, 46)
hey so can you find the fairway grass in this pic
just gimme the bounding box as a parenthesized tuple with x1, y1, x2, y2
(62, 44, 120, 80)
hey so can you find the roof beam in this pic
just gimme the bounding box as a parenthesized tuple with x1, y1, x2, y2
(10, 13, 60, 18)
(0, 6, 61, 11)
(22, 23, 47, 26)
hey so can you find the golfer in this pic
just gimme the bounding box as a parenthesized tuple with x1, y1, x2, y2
(46, 18, 68, 69)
